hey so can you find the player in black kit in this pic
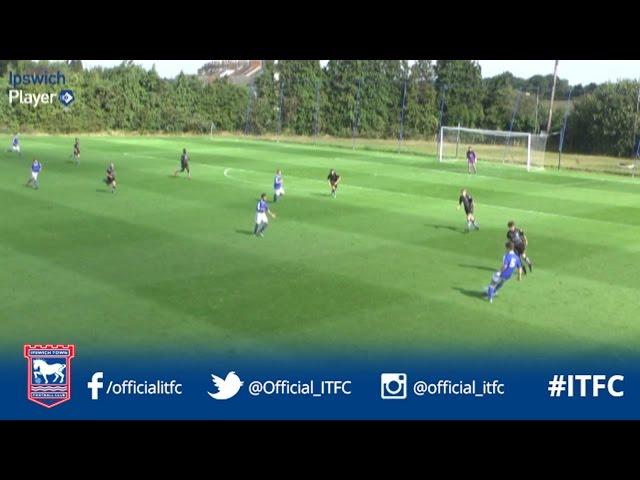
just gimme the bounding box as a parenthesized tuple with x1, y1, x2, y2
(507, 220, 533, 274)
(458, 188, 479, 232)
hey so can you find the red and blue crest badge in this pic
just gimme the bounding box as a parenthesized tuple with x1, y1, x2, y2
(24, 345, 75, 408)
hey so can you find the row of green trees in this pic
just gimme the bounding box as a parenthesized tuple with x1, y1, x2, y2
(1, 60, 638, 156)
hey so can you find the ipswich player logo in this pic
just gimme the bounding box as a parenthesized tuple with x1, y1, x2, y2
(24, 345, 75, 408)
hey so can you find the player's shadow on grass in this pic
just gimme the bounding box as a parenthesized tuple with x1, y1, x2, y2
(458, 264, 495, 272)
(235, 229, 255, 236)
(95, 188, 112, 193)
(452, 287, 487, 300)
(428, 224, 464, 233)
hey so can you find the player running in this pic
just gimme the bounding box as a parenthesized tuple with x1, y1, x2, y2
(72, 137, 80, 165)
(105, 162, 117, 193)
(254, 193, 276, 237)
(25, 158, 42, 189)
(273, 169, 285, 202)
(174, 148, 191, 179)
(458, 188, 479, 232)
(327, 169, 341, 198)
(8, 133, 21, 156)
(507, 220, 533, 274)
(466, 146, 477, 174)
(486, 241, 522, 303)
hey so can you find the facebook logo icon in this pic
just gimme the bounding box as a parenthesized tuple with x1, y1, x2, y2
(87, 372, 104, 400)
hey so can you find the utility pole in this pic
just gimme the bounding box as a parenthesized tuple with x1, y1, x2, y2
(632, 84, 640, 157)
(545, 60, 559, 134)
(534, 87, 540, 134)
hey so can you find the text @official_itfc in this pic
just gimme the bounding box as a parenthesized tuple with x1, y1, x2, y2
(412, 379, 505, 397)
(248, 379, 352, 396)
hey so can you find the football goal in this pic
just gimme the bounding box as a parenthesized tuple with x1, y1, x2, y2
(438, 126, 549, 171)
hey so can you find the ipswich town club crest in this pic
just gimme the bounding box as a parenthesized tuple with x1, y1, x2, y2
(24, 345, 75, 408)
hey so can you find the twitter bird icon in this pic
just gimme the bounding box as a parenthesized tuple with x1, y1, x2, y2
(208, 371, 244, 400)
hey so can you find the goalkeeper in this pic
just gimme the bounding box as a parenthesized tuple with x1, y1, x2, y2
(466, 146, 477, 174)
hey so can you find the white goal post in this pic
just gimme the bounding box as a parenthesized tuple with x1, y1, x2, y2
(438, 126, 548, 171)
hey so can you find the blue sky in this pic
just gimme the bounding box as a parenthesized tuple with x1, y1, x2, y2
(77, 60, 640, 85)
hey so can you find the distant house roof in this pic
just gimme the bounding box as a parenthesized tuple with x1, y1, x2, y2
(199, 60, 263, 85)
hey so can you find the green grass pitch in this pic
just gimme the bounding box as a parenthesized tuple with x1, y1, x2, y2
(1, 135, 638, 359)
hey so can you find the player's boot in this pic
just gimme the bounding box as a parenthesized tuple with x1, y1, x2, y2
(487, 286, 495, 303)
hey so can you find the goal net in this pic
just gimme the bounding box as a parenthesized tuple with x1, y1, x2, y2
(438, 126, 549, 171)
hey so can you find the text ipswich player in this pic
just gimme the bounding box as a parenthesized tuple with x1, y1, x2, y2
(327, 169, 341, 198)
(458, 189, 479, 231)
(487, 241, 522, 303)
(273, 169, 285, 202)
(507, 220, 533, 274)
(254, 193, 276, 237)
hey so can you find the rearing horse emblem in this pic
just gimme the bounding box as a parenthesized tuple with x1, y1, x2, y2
(24, 345, 75, 408)
(33, 359, 66, 384)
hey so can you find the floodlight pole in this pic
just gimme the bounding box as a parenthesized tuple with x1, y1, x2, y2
(397, 79, 407, 153)
(632, 84, 640, 157)
(503, 90, 523, 164)
(244, 86, 255, 136)
(276, 80, 285, 142)
(436, 85, 447, 153)
(313, 79, 320, 145)
(352, 78, 362, 150)
(545, 60, 559, 134)
(534, 87, 540, 134)
(557, 87, 573, 171)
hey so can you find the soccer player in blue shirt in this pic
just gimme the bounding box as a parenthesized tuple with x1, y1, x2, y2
(486, 241, 522, 303)
(254, 193, 276, 237)
(8, 133, 21, 156)
(273, 169, 285, 202)
(25, 158, 42, 189)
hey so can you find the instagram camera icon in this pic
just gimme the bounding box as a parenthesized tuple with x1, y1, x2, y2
(380, 373, 407, 399)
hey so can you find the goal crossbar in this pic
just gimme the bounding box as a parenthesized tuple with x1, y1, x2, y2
(438, 126, 537, 171)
